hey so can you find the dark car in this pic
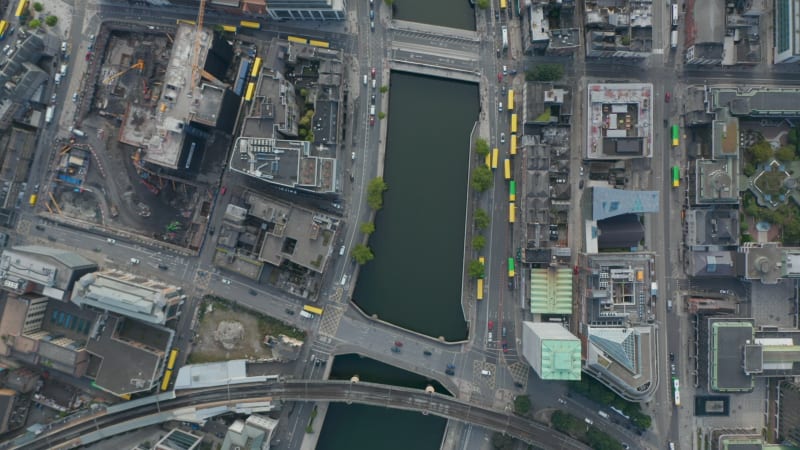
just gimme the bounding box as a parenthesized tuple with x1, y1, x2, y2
(158, 264, 169, 270)
(285, 308, 295, 315)
(501, 341, 509, 353)
(579, 179, 584, 189)
(35, 225, 45, 231)
(394, 341, 403, 347)
(47, 236, 56, 242)
(249, 289, 258, 296)
(669, 352, 675, 362)
(423, 350, 432, 356)
(390, 346, 401, 353)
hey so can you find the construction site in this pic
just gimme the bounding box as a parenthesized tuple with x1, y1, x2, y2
(45, 20, 243, 251)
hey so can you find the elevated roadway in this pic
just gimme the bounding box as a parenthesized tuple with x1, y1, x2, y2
(15, 381, 588, 450)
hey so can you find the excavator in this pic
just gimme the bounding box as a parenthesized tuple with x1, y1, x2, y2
(102, 59, 144, 85)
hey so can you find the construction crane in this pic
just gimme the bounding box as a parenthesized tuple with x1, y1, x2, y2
(190, 0, 208, 88)
(103, 59, 144, 85)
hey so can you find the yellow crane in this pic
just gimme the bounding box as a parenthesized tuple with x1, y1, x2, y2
(103, 59, 144, 85)
(190, 0, 208, 88)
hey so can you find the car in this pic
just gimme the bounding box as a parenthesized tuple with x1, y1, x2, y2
(423, 350, 432, 356)
(498, 101, 503, 112)
(369, 116, 375, 126)
(89, 34, 95, 41)
(622, 444, 630, 450)
(501, 85, 506, 95)
(501, 341, 509, 353)
(497, 72, 503, 82)
(502, 65, 507, 75)
(580, 166, 584, 176)
(394, 341, 403, 347)
(502, 326, 507, 337)
(222, 278, 231, 285)
(51, 93, 57, 103)
(249, 289, 258, 296)
(671, 363, 677, 375)
(158, 264, 169, 270)
(220, 186, 227, 195)
(72, 93, 78, 102)
(557, 398, 567, 405)
(390, 346, 401, 353)
(371, 67, 376, 79)
(665, 92, 671, 102)
(370, 21, 375, 31)
(719, 289, 729, 294)
(107, 238, 116, 244)
(130, 258, 140, 264)
(480, 369, 491, 376)
(285, 308, 295, 315)
(85, 52, 91, 61)
(495, 10, 499, 19)
(351, 152, 356, 160)
(369, 9, 374, 19)
(33, 184, 39, 193)
(446, 363, 455, 370)
(669, 352, 675, 362)
(579, 179, 584, 189)
(209, 226, 215, 236)
(500, 133, 505, 143)
(445, 368, 455, 375)
(488, 320, 494, 331)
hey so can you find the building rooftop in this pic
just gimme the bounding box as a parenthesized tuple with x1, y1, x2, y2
(686, 208, 740, 247)
(585, 325, 656, 400)
(0, 246, 97, 301)
(244, 191, 338, 273)
(527, 3, 550, 42)
(709, 318, 754, 392)
(739, 242, 799, 284)
(174, 360, 249, 390)
(521, 322, 582, 381)
(688, 250, 738, 277)
(118, 24, 220, 170)
(71, 269, 185, 325)
(712, 87, 800, 117)
(597, 213, 645, 249)
(529, 267, 573, 315)
(548, 28, 581, 50)
(85, 315, 170, 396)
(154, 428, 203, 450)
(696, 159, 739, 204)
(590, 187, 660, 221)
(586, 83, 653, 159)
(221, 415, 278, 450)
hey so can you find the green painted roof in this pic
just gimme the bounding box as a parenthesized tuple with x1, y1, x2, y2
(530, 268, 573, 315)
(539, 337, 582, 380)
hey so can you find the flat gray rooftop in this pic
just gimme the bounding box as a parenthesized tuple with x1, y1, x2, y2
(710, 319, 754, 392)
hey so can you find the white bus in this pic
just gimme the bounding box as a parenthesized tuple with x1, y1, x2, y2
(501, 26, 508, 50)
(672, 4, 678, 27)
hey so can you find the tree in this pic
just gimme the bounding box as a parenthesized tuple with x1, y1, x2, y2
(28, 19, 41, 29)
(471, 166, 493, 192)
(776, 145, 796, 162)
(377, 111, 386, 119)
(380, 85, 389, 93)
(490, 432, 515, 450)
(474, 138, 490, 157)
(468, 259, 485, 279)
(360, 222, 375, 235)
(525, 64, 564, 82)
(33, 2, 43, 11)
(367, 177, 388, 210)
(476, 0, 490, 8)
(351, 244, 374, 264)
(213, 24, 224, 31)
(748, 140, 773, 164)
(743, 163, 756, 177)
(299, 88, 309, 98)
(472, 235, 486, 251)
(585, 427, 624, 450)
(513, 395, 531, 415)
(551, 410, 583, 437)
(474, 209, 490, 230)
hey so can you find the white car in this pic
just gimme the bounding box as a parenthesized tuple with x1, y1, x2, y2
(107, 238, 116, 244)
(222, 278, 232, 285)
(500, 133, 505, 144)
(129, 258, 140, 264)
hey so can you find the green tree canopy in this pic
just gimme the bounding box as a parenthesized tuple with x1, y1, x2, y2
(475, 138, 490, 157)
(360, 222, 375, 235)
(377, 111, 386, 119)
(367, 177, 388, 210)
(525, 64, 564, 82)
(513, 395, 531, 415)
(551, 410, 583, 437)
(476, 0, 490, 9)
(471, 166, 493, 192)
(472, 235, 486, 251)
(474, 208, 490, 230)
(776, 145, 796, 162)
(748, 140, 773, 164)
(28, 19, 41, 29)
(33, 2, 43, 11)
(585, 427, 624, 450)
(380, 85, 389, 93)
(490, 432, 515, 450)
(468, 259, 485, 279)
(351, 244, 374, 265)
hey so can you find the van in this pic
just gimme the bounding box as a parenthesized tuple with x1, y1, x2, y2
(598, 411, 610, 419)
(300, 310, 314, 319)
(480, 369, 491, 376)
(363, 75, 367, 85)
(60, 64, 68, 77)
(54, 73, 61, 85)
(372, 79, 376, 89)
(369, 105, 375, 116)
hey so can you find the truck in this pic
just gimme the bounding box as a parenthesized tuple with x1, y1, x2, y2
(670, 30, 678, 49)
(68, 127, 85, 137)
(501, 26, 508, 50)
(44, 106, 54, 124)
